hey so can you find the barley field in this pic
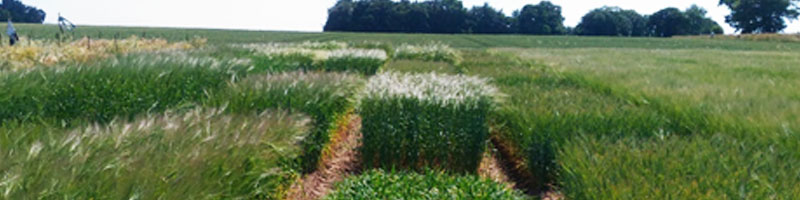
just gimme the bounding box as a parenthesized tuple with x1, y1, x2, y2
(1, 23, 799, 199)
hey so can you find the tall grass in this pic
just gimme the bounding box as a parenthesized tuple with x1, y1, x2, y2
(489, 71, 682, 189)
(0, 36, 205, 71)
(471, 48, 800, 197)
(239, 42, 389, 74)
(559, 133, 800, 199)
(0, 52, 248, 125)
(322, 49, 388, 75)
(394, 42, 462, 65)
(0, 108, 310, 199)
(514, 48, 800, 133)
(325, 169, 526, 200)
(359, 72, 497, 173)
(205, 72, 363, 173)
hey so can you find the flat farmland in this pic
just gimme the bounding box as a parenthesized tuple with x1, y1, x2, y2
(2, 23, 799, 199)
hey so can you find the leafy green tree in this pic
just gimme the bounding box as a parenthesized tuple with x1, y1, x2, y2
(719, 0, 799, 33)
(324, 0, 355, 32)
(424, 0, 468, 33)
(514, 1, 565, 35)
(685, 5, 724, 35)
(0, 0, 46, 23)
(466, 3, 511, 34)
(648, 6, 724, 37)
(389, 0, 430, 33)
(648, 8, 690, 37)
(576, 7, 642, 36)
(352, 0, 394, 32)
(619, 10, 649, 36)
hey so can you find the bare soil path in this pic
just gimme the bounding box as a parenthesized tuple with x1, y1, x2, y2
(285, 115, 362, 200)
(480, 137, 563, 200)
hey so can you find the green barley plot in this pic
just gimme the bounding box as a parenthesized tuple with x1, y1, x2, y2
(0, 109, 309, 199)
(358, 72, 498, 173)
(206, 72, 364, 173)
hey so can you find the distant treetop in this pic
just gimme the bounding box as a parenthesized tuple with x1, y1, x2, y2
(0, 0, 46, 23)
(719, 0, 799, 33)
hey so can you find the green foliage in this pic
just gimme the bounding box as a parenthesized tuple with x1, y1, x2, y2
(466, 3, 513, 34)
(0, 0, 45, 23)
(576, 7, 647, 36)
(321, 49, 388, 75)
(0, 109, 310, 199)
(322, 57, 384, 75)
(250, 51, 317, 73)
(9, 24, 800, 50)
(559, 134, 800, 199)
(514, 1, 566, 35)
(359, 72, 496, 173)
(349, 41, 395, 57)
(242, 43, 388, 75)
(394, 43, 462, 65)
(648, 6, 723, 37)
(489, 71, 687, 189)
(206, 72, 363, 173)
(482, 46, 800, 197)
(455, 47, 800, 198)
(325, 169, 526, 200)
(0, 53, 246, 125)
(719, 0, 800, 33)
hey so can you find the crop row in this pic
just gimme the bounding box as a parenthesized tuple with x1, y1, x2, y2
(0, 109, 308, 199)
(457, 50, 800, 198)
(325, 169, 524, 199)
(239, 42, 389, 75)
(0, 50, 367, 199)
(359, 72, 498, 173)
(0, 36, 206, 71)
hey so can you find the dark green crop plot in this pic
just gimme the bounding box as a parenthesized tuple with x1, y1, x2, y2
(325, 169, 526, 200)
(0, 53, 246, 125)
(359, 72, 497, 173)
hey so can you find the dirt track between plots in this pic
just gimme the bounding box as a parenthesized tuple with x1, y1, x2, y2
(286, 115, 362, 200)
(484, 136, 562, 199)
(285, 115, 559, 200)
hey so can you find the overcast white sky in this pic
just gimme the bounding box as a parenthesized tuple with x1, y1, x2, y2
(26, 0, 800, 33)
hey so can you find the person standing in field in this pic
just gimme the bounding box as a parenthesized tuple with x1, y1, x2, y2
(7, 19, 20, 46)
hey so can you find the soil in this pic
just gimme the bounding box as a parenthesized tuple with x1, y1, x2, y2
(285, 115, 362, 200)
(485, 136, 563, 200)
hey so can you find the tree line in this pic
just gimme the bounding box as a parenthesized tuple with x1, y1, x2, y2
(325, 0, 800, 35)
(1, 0, 46, 23)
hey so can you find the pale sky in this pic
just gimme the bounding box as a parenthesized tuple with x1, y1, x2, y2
(25, 0, 800, 33)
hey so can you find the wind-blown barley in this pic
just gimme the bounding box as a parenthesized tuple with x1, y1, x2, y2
(0, 108, 309, 199)
(0, 36, 205, 71)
